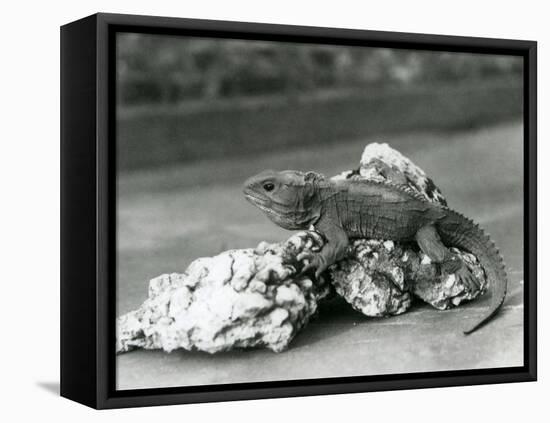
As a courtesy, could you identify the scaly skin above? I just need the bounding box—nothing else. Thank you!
[243,170,507,335]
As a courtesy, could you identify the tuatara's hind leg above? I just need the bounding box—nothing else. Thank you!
[415,224,480,292]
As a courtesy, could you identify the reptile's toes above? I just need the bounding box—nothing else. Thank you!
[457,266,479,293]
[441,257,462,274]
[298,261,315,276]
[314,264,328,279]
[467,269,480,291]
[296,251,313,262]
[470,273,481,290]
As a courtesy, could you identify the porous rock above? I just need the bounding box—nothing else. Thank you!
[329,240,486,316]
[329,240,413,316]
[117,232,331,354]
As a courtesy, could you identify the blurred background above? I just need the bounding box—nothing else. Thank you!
[116,33,522,171]
[116,33,524,390]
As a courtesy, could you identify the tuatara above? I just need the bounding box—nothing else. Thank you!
[243,170,507,334]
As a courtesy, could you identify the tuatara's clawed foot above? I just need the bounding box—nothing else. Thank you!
[440,255,462,274]
[455,263,480,293]
[296,251,328,278]
[438,256,480,293]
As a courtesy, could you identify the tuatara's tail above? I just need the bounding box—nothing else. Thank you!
[437,209,508,334]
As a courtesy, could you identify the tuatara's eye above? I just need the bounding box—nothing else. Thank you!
[263,182,275,192]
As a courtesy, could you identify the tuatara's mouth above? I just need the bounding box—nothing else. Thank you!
[244,192,262,204]
[244,190,308,230]
[245,193,270,209]
[244,193,282,217]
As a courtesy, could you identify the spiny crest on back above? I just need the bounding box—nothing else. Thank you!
[270,170,325,187]
[352,179,431,203]
[381,181,431,203]
[248,170,325,187]
[303,171,325,185]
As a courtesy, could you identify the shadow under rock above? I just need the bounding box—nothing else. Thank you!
[289,297,371,350]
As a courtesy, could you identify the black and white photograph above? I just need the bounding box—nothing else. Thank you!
[114,30,527,390]
[4,0,548,418]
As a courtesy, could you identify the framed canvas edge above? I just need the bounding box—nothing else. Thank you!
[60,12,537,409]
[97,370,535,409]
[60,14,99,409]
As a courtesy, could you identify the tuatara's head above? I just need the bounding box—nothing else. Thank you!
[243,170,324,230]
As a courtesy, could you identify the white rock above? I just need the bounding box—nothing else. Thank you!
[116,232,331,354]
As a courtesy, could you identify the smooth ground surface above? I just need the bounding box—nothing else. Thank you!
[116,121,524,390]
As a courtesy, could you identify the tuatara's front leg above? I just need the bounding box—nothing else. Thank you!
[415,224,480,292]
[297,219,349,278]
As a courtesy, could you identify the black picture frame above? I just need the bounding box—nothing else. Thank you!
[60,12,537,409]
